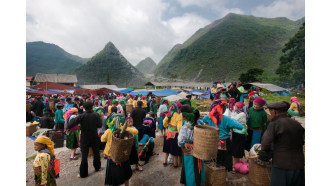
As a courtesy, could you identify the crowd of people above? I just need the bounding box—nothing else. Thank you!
[28,82,305,186]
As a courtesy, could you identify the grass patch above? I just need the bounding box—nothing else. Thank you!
[26,153,37,161]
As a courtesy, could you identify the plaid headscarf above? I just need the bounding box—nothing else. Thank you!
[208,99,227,126]
[167,102,182,118]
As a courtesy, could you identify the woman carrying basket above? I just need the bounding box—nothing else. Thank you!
[202,99,243,171]
[101,117,138,186]
[178,105,205,186]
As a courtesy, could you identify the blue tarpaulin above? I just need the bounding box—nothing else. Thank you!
[47,89,63,93]
[26,88,38,91]
[117,89,134,94]
[130,89,179,97]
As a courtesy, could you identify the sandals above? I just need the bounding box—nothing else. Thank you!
[173,165,179,168]
[163,162,168,166]
[136,165,143,171]
[70,156,79,160]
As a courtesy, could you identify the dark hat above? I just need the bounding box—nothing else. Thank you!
[266,101,290,111]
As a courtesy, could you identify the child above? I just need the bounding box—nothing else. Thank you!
[101,117,138,186]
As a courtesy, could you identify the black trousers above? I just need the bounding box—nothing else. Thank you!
[79,139,101,178]
[216,139,233,171]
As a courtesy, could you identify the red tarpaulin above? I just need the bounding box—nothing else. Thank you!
[30,82,90,95]
[88,88,121,95]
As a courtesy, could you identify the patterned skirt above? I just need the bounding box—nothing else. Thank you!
[66,129,79,149]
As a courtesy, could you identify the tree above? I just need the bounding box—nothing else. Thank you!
[276,22,305,87]
[239,68,264,83]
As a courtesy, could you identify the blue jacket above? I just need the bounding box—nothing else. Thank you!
[202,115,243,140]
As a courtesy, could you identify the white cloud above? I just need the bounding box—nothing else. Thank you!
[26,0,176,65]
[166,13,210,45]
[251,0,305,20]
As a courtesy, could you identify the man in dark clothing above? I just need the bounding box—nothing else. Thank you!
[73,97,84,114]
[131,101,146,140]
[68,101,102,178]
[261,101,305,186]
[31,97,44,117]
[226,83,241,102]
[39,111,55,129]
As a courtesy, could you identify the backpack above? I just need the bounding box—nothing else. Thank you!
[298,104,305,116]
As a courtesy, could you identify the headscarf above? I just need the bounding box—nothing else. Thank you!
[208,99,227,126]
[214,93,220,100]
[254,97,266,107]
[235,102,249,116]
[167,102,182,118]
[141,96,146,100]
[229,98,236,110]
[291,97,300,106]
[35,136,55,156]
[112,100,118,104]
[125,116,132,121]
[161,99,168,105]
[64,107,78,120]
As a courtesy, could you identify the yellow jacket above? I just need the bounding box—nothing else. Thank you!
[142,100,148,108]
[128,98,133,105]
[101,127,138,157]
[163,112,183,132]
[289,102,299,112]
[108,105,113,114]
[132,100,137,108]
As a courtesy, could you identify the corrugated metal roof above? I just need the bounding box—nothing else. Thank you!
[34,73,77,83]
[80,85,118,90]
[145,81,211,88]
[249,83,286,92]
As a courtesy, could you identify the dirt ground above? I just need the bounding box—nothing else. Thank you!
[26,117,305,186]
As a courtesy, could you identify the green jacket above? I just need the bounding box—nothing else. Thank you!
[247,107,267,130]
[179,99,191,106]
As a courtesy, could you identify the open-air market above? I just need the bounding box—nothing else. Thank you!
[23,1,307,185]
[26,80,305,186]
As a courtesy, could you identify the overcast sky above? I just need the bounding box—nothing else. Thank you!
[26,0,305,65]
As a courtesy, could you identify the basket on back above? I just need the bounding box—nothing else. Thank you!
[193,125,219,160]
[126,104,133,113]
[155,96,161,105]
[110,129,134,163]
[248,156,271,186]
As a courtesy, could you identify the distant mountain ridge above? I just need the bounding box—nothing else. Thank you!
[135,57,157,74]
[75,42,145,87]
[26,41,89,76]
[153,13,305,82]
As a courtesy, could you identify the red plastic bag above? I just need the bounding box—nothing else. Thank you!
[54,158,60,177]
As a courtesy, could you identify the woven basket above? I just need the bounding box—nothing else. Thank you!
[126,104,133,113]
[46,130,65,148]
[26,104,31,112]
[193,125,219,160]
[205,162,226,186]
[26,125,38,136]
[110,130,134,163]
[248,157,271,186]
[49,101,55,111]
